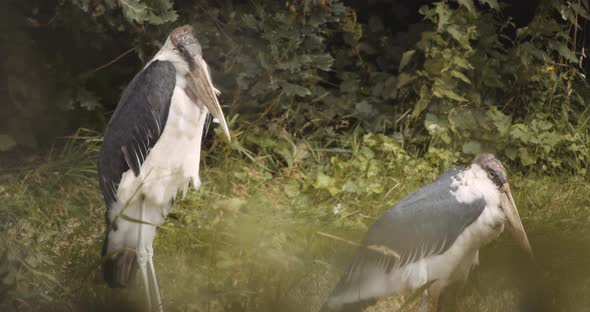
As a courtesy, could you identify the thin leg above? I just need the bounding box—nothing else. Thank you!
[137,198,152,311]
[147,245,164,312]
[420,289,429,312]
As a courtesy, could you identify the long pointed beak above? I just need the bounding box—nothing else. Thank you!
[185,55,231,141]
[500,183,533,258]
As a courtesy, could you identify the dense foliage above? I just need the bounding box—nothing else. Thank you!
[1,0,589,173]
[399,0,590,172]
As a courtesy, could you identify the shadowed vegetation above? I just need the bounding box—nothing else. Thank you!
[1,0,590,311]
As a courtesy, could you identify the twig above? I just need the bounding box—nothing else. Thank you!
[317,231,400,258]
[80,47,137,78]
[316,231,359,247]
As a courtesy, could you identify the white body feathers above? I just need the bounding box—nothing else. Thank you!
[106,41,211,255]
[327,164,507,307]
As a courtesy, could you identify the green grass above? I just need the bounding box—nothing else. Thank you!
[1,127,589,312]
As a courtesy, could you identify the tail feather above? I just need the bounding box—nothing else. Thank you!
[101,224,138,288]
[320,273,379,312]
[320,256,382,312]
[102,249,137,288]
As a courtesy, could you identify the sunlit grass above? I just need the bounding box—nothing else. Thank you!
[1,126,589,312]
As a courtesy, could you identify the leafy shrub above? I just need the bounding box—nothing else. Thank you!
[395,0,590,172]
[3,0,589,172]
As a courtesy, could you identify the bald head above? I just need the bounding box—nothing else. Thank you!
[169,25,203,70]
[473,153,507,187]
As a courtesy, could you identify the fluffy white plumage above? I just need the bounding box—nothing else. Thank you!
[106,40,210,255]
[422,164,505,297]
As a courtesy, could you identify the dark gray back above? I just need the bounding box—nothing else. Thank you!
[326,166,486,309]
[97,60,176,207]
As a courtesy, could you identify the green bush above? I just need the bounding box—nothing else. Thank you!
[396,0,590,173]
[2,0,588,174]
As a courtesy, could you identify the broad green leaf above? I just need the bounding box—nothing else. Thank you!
[449,109,478,129]
[425,113,451,144]
[396,73,417,89]
[518,147,537,166]
[532,119,553,131]
[561,7,578,26]
[314,172,334,189]
[505,147,518,160]
[556,43,577,63]
[366,160,381,178]
[314,172,339,195]
[541,132,561,151]
[435,3,452,32]
[433,87,468,102]
[462,141,482,155]
[367,183,384,194]
[519,42,547,62]
[487,107,512,135]
[452,56,474,70]
[431,34,449,46]
[363,133,378,147]
[399,50,416,72]
[571,3,590,20]
[342,180,359,193]
[451,70,472,84]
[311,54,334,71]
[510,124,531,143]
[424,59,445,76]
[119,0,177,25]
[412,85,431,119]
[280,82,311,97]
[447,25,472,49]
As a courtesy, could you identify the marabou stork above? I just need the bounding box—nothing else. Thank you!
[97,25,230,311]
[320,153,532,312]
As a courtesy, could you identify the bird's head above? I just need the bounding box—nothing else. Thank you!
[168,25,231,141]
[473,153,533,258]
[474,153,508,187]
[170,25,203,65]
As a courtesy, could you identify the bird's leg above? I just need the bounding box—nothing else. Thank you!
[420,289,429,312]
[147,244,164,312]
[137,197,152,311]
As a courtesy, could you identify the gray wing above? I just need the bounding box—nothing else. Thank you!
[328,166,485,302]
[97,60,176,206]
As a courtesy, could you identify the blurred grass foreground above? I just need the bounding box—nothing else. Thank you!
[2,0,590,311]
[1,128,590,312]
